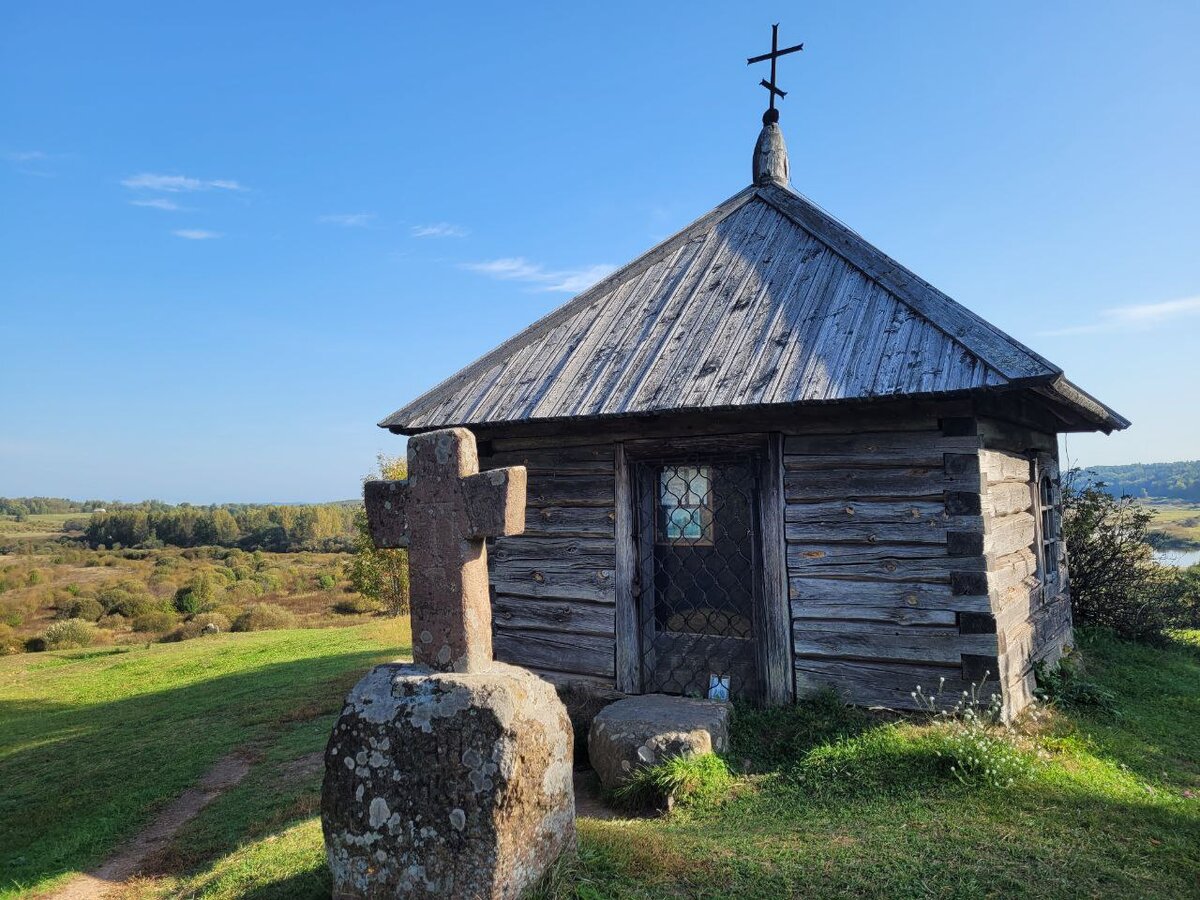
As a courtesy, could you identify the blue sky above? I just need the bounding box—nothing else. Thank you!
[2,1,1197,503]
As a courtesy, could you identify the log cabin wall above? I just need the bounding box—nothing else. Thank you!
[473,404,1062,718]
[976,419,1071,720]
[784,418,999,711]
[479,440,619,687]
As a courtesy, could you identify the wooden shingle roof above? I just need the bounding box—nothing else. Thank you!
[382,181,1127,435]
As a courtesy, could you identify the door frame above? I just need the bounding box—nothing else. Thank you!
[613,433,793,705]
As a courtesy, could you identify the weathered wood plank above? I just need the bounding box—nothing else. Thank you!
[784,468,980,501]
[785,521,947,544]
[758,433,794,705]
[493,628,614,678]
[490,536,615,567]
[787,556,959,582]
[788,576,990,611]
[790,601,958,626]
[794,658,990,710]
[983,482,1032,518]
[979,450,1031,485]
[784,499,946,525]
[788,542,952,565]
[490,560,615,604]
[984,512,1036,559]
[793,627,998,665]
[484,445,614,475]
[977,417,1056,453]
[613,443,639,694]
[492,594,615,637]
[526,474,614,508]
[522,505,615,538]
[784,431,981,457]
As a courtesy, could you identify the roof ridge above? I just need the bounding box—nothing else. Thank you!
[754,183,1061,383]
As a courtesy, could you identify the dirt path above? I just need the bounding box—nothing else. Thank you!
[47,751,254,900]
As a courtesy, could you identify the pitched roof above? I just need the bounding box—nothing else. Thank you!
[382,181,1127,434]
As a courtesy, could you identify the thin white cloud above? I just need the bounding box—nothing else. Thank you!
[1038,296,1200,336]
[319,213,376,228]
[4,150,48,162]
[132,197,182,211]
[172,229,222,240]
[122,173,246,192]
[463,257,615,293]
[411,222,468,238]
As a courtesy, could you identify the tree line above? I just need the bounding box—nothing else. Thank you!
[83,503,358,552]
[1084,460,1200,502]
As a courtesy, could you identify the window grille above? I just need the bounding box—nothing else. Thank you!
[632,451,761,702]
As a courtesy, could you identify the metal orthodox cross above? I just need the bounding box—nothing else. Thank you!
[747,23,804,120]
[364,428,526,674]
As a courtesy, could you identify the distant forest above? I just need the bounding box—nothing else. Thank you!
[1083,461,1200,502]
[0,496,358,552]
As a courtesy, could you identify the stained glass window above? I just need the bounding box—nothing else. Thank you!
[658,465,713,544]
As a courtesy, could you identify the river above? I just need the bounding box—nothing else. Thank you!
[1153,548,1200,568]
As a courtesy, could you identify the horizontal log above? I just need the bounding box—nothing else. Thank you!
[790,601,958,626]
[788,576,991,612]
[979,450,1031,485]
[522,505,615,538]
[984,512,1036,559]
[795,658,993,710]
[977,417,1056,454]
[783,431,981,457]
[785,499,946,525]
[787,557,957,583]
[493,628,614,678]
[793,627,998,666]
[526,473,614,508]
[788,543,971,569]
[484,445,614,475]
[785,520,947,545]
[984,481,1033,518]
[492,594,615,637]
[784,468,980,502]
[490,536,614,566]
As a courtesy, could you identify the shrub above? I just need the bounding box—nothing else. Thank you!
[97,582,162,618]
[132,611,179,633]
[174,571,223,614]
[0,623,22,655]
[58,597,103,622]
[98,613,128,630]
[42,619,101,650]
[167,612,232,642]
[613,753,733,810]
[232,602,297,632]
[1034,652,1118,712]
[0,595,38,627]
[317,572,337,590]
[332,595,381,615]
[1063,473,1187,642]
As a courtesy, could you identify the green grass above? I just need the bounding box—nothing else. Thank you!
[2,626,1197,899]
[0,512,88,539]
[0,620,409,898]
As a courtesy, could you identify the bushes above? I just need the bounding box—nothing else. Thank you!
[58,597,103,622]
[173,571,223,614]
[42,619,102,650]
[0,623,22,655]
[1062,474,1189,642]
[97,582,164,619]
[613,753,733,810]
[332,595,382,615]
[166,612,232,641]
[133,611,178,633]
[232,603,297,632]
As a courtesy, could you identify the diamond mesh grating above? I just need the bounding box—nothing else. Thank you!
[633,452,761,701]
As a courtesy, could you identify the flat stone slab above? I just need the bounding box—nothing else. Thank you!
[322,661,574,899]
[587,694,730,791]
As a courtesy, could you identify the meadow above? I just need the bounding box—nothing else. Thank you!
[1141,500,1200,549]
[1,623,1196,899]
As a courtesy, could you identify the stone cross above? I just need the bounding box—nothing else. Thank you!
[363,427,526,674]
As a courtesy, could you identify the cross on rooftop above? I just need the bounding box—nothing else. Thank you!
[363,427,527,674]
[747,23,804,122]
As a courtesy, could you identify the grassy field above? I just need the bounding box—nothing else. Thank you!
[1142,500,1200,549]
[0,512,90,542]
[2,625,1197,898]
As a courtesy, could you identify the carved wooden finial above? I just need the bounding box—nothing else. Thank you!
[747,23,802,186]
